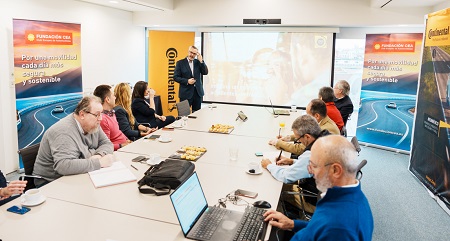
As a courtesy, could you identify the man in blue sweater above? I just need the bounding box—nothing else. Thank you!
[264,135,373,241]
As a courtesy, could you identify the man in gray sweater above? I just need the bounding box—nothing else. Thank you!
[33,96,114,186]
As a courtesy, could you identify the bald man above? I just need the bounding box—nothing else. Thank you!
[264,135,373,241]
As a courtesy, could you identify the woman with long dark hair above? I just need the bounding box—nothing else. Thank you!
[131,81,175,129]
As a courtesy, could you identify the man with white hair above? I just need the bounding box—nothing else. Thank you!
[33,96,114,186]
[263,135,373,241]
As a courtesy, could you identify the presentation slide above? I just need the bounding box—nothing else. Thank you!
[202,32,334,107]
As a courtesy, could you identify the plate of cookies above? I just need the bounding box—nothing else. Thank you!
[208,124,234,134]
[169,146,207,161]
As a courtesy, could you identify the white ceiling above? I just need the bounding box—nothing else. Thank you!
[78,0,447,13]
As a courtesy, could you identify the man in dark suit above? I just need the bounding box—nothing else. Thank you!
[174,46,209,112]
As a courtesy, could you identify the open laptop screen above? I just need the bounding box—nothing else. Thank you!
[170,172,208,235]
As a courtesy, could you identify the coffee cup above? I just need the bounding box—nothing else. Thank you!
[160,134,170,142]
[291,105,297,112]
[248,162,261,173]
[148,153,161,165]
[23,188,42,203]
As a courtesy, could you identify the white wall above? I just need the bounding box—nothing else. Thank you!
[134,0,428,27]
[0,0,146,173]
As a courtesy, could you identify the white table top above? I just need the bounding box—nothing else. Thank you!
[174,103,303,138]
[37,152,282,225]
[118,129,289,167]
[0,197,183,241]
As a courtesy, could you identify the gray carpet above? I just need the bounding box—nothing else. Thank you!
[358,145,450,240]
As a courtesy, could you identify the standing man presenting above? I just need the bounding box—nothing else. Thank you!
[174,46,208,112]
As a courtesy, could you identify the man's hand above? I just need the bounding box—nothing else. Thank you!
[268,139,278,146]
[261,158,272,169]
[99,154,115,168]
[188,78,196,85]
[121,140,132,147]
[0,180,27,199]
[276,156,293,165]
[197,53,203,62]
[263,210,295,230]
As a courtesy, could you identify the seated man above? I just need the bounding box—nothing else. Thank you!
[261,115,329,184]
[93,85,132,151]
[33,96,114,187]
[268,99,340,156]
[334,79,354,126]
[319,86,344,130]
[264,135,374,241]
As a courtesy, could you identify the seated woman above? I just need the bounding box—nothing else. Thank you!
[114,83,156,141]
[131,81,175,129]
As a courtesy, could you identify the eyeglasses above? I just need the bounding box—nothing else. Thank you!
[308,160,336,170]
[189,51,198,55]
[85,111,101,119]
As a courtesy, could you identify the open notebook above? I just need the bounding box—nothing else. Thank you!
[88,161,136,188]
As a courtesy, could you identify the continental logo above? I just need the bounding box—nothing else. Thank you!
[372,41,415,52]
[426,175,436,187]
[25,31,73,45]
[166,48,178,111]
[428,26,449,39]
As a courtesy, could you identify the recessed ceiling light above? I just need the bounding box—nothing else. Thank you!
[109,0,119,4]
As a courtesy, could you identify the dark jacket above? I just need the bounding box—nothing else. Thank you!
[113,106,141,141]
[334,95,354,125]
[173,58,208,100]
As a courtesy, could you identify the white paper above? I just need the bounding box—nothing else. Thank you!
[88,162,136,188]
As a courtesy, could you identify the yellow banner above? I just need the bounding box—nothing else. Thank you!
[425,8,450,47]
[148,31,195,115]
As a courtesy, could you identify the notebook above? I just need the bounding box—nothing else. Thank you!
[170,172,267,241]
[88,161,136,188]
[269,99,290,116]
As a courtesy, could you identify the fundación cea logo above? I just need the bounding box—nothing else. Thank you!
[27,33,35,42]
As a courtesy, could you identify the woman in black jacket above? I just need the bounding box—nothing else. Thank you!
[131,81,175,129]
[114,83,156,141]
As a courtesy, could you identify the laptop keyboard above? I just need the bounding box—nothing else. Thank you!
[190,207,227,240]
[233,206,268,241]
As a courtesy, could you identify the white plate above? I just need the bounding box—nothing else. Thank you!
[21,195,46,207]
[158,137,172,143]
[246,169,262,175]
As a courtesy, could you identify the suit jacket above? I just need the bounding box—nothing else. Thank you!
[334,95,354,125]
[131,98,157,127]
[113,106,142,141]
[173,58,208,100]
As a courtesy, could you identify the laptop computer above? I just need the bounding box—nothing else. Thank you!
[170,172,267,241]
[269,99,290,116]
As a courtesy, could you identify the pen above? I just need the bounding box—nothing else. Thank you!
[130,165,138,171]
[276,150,283,162]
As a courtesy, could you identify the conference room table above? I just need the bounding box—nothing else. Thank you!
[118,127,291,167]
[174,103,303,138]
[37,151,283,226]
[1,103,293,241]
[0,197,183,241]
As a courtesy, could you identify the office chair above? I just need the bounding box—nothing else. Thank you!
[356,159,367,180]
[175,100,191,117]
[18,143,41,191]
[281,177,319,221]
[351,136,361,154]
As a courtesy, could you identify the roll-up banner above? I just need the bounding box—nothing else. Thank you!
[410,8,450,213]
[356,33,423,152]
[148,30,195,115]
[13,19,82,152]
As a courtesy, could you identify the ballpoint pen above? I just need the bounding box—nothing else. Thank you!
[276,149,283,162]
[130,165,138,171]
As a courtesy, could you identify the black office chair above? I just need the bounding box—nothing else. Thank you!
[18,143,41,191]
[175,100,191,117]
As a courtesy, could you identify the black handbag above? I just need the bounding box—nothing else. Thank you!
[138,159,195,196]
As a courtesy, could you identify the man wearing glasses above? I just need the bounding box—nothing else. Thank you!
[174,45,209,112]
[263,135,373,241]
[33,96,114,187]
[261,114,330,184]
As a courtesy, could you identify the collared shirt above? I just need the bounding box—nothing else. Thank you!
[321,180,360,198]
[187,57,194,76]
[266,150,312,183]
